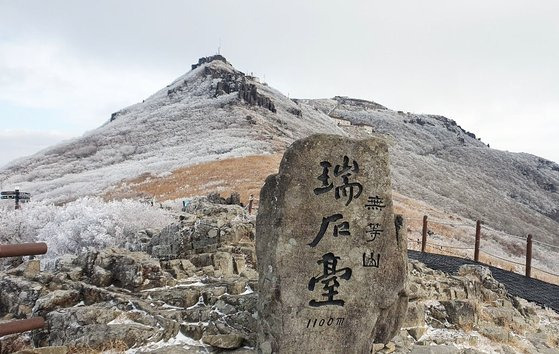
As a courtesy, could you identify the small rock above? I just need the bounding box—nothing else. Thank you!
[208,228,219,238]
[147,287,200,308]
[180,259,197,275]
[189,253,213,268]
[179,323,204,340]
[23,260,41,278]
[161,259,197,280]
[384,341,396,353]
[33,290,80,315]
[202,334,244,349]
[91,266,112,287]
[408,344,460,353]
[240,268,258,281]
[213,300,237,316]
[478,325,510,342]
[213,252,234,276]
[372,343,384,352]
[201,265,215,277]
[233,255,247,274]
[407,327,427,340]
[440,300,478,329]
[227,278,248,295]
[404,301,425,327]
[499,344,518,354]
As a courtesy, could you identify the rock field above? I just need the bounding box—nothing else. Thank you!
[1,197,558,353]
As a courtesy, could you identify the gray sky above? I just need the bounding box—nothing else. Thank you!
[1,0,558,167]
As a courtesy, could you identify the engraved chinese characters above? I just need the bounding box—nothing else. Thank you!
[308,252,352,307]
[308,155,360,307]
[257,134,408,354]
[313,156,363,206]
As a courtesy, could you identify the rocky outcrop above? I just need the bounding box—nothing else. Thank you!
[0,275,43,319]
[2,253,558,353]
[237,82,276,113]
[1,198,557,353]
[200,60,277,113]
[383,261,559,353]
[191,55,228,70]
[206,192,243,206]
[146,198,255,262]
[1,254,258,353]
[0,199,259,353]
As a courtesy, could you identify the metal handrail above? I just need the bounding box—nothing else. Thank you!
[0,242,48,337]
[0,242,47,258]
[0,318,45,337]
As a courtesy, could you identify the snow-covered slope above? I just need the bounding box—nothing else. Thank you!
[0,56,345,203]
[304,97,559,246]
[1,55,557,246]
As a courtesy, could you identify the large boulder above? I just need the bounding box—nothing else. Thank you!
[257,135,408,353]
[73,248,174,291]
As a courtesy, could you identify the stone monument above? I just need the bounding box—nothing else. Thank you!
[256,134,408,353]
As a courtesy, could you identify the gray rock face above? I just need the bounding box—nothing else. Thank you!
[201,334,244,349]
[191,54,228,70]
[256,134,408,354]
[147,200,255,261]
[1,249,557,353]
[73,248,174,291]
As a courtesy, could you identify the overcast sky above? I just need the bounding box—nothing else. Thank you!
[0,0,558,168]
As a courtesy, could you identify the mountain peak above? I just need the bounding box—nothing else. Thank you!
[191,54,229,70]
[1,56,557,252]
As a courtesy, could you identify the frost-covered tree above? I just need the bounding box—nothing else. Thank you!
[0,197,173,258]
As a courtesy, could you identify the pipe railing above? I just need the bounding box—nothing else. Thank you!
[0,242,47,258]
[0,242,47,337]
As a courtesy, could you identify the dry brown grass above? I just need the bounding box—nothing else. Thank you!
[104,154,283,205]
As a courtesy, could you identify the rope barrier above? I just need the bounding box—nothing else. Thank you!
[531,266,559,277]
[435,247,471,259]
[532,239,559,250]
[480,227,559,250]
[479,250,525,267]
[405,217,473,228]
[426,241,474,250]
[480,226,526,241]
[428,221,473,227]
[499,234,526,242]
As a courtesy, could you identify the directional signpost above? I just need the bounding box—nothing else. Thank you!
[1,189,31,209]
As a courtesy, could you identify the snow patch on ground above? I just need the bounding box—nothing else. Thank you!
[126,331,208,353]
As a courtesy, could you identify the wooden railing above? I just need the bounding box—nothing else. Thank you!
[410,215,559,283]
